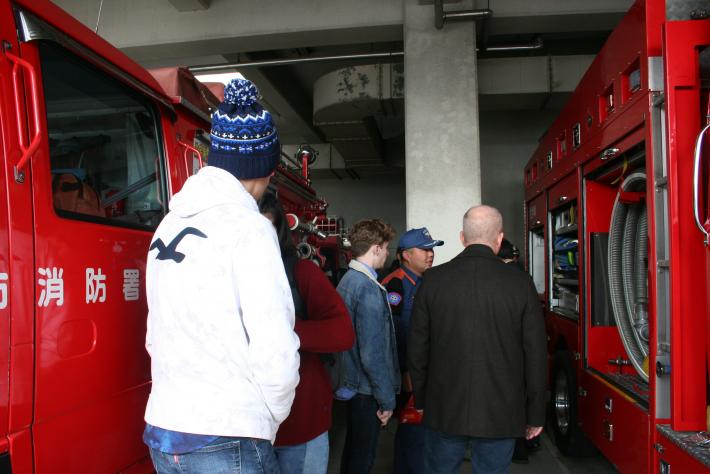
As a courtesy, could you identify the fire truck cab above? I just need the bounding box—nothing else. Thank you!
[0,1,345,472]
[524,1,710,472]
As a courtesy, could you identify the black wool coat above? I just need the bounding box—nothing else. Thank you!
[408,244,547,438]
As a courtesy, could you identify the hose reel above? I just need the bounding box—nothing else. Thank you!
[608,171,649,381]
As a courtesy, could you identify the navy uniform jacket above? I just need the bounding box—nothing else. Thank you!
[381,265,420,373]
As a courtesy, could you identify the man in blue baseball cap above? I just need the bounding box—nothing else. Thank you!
[381,227,443,474]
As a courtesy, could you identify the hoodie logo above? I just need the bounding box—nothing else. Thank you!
[149,227,207,263]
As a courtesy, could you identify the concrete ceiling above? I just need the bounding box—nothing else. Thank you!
[54,0,634,176]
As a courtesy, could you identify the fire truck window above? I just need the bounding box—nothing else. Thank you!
[193,129,210,174]
[550,203,579,319]
[528,229,545,294]
[556,133,567,159]
[39,41,166,229]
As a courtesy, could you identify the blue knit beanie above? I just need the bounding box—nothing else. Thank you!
[208,78,280,179]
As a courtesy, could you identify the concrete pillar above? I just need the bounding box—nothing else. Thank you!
[404,0,481,264]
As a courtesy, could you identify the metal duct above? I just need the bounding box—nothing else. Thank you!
[313,63,403,168]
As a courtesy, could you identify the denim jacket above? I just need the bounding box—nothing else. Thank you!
[336,260,401,410]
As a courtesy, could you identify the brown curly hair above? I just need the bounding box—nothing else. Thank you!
[349,219,396,258]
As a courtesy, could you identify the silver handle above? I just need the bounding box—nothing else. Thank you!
[693,122,710,246]
[600,147,620,160]
[608,356,631,366]
[603,420,614,441]
[558,196,568,203]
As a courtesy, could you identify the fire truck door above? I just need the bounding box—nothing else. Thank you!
[0,0,37,470]
[662,19,710,432]
[18,36,166,471]
[0,58,14,464]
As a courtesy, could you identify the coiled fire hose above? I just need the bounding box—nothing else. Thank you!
[608,171,649,381]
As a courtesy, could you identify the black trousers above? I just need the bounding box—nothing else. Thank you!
[340,394,381,474]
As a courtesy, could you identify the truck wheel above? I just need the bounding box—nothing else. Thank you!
[550,351,596,456]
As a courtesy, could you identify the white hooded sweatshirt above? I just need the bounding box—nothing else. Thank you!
[144,166,300,442]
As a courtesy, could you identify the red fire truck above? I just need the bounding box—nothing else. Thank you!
[0,1,345,472]
[524,0,709,472]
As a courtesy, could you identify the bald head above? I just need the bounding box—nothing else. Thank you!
[461,205,504,252]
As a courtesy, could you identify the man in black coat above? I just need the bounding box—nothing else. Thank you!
[408,205,546,474]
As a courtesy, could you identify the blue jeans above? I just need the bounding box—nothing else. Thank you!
[274,431,329,474]
[393,423,426,474]
[340,394,382,473]
[424,428,515,474]
[149,436,281,474]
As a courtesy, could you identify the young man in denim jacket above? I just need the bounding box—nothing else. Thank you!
[336,219,401,473]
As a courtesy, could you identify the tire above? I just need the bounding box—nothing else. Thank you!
[549,351,597,456]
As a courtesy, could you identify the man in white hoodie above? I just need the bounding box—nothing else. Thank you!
[143,78,300,473]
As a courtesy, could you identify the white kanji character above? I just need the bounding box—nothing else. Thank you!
[38,267,64,307]
[86,268,107,304]
[122,269,140,302]
[0,273,7,310]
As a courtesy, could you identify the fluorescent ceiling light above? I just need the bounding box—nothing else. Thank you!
[194,71,245,85]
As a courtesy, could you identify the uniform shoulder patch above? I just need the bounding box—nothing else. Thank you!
[388,292,403,306]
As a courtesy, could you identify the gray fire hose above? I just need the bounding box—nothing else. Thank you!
[297,242,314,259]
[608,171,649,381]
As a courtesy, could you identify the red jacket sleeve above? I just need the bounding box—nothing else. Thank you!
[293,260,355,353]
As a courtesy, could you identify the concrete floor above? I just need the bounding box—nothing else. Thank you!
[327,401,618,473]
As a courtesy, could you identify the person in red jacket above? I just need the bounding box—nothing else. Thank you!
[259,192,355,474]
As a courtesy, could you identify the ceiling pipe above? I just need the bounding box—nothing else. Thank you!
[435,0,492,29]
[444,9,493,23]
[190,51,404,73]
[484,37,544,52]
[189,38,542,75]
